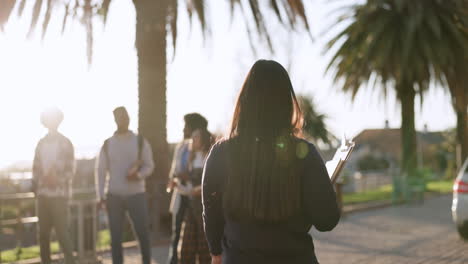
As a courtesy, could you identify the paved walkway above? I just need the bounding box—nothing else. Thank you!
[101,246,168,264]
[101,195,468,263]
[314,195,468,263]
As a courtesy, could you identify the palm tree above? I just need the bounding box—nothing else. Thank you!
[433,0,468,168]
[297,95,335,147]
[326,0,468,181]
[0,0,311,235]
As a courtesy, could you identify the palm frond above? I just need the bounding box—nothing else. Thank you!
[247,0,263,35]
[0,0,17,31]
[229,0,236,17]
[193,0,206,32]
[71,0,79,21]
[98,0,111,25]
[297,95,334,146]
[83,0,93,64]
[245,0,275,51]
[16,0,26,17]
[281,0,295,28]
[225,0,310,53]
[237,2,258,56]
[269,0,283,24]
[168,0,178,57]
[7,0,311,65]
[185,0,208,34]
[61,3,70,34]
[286,0,310,31]
[41,0,56,39]
[27,0,44,38]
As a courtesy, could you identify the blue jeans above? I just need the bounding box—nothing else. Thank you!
[107,193,151,264]
[167,195,188,264]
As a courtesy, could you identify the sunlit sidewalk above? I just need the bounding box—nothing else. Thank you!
[100,244,169,264]
[100,195,468,264]
[98,200,394,264]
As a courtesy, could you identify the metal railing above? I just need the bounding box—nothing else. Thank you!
[0,190,101,263]
[0,192,37,263]
[341,168,396,193]
[0,192,37,226]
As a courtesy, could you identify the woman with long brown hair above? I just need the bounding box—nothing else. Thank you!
[202,60,340,264]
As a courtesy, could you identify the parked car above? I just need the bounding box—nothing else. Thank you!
[452,158,468,240]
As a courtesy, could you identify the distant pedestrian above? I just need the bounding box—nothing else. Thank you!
[178,128,213,264]
[202,60,341,264]
[96,106,154,264]
[166,113,208,264]
[33,107,76,264]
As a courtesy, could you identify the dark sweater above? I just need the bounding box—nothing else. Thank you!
[202,138,340,264]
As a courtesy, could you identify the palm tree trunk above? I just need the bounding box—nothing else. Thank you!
[454,84,468,167]
[399,86,417,178]
[133,0,170,240]
[448,72,468,169]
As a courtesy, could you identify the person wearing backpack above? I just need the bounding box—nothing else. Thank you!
[96,106,155,264]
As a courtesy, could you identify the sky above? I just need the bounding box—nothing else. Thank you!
[0,0,456,169]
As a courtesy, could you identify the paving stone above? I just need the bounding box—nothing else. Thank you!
[101,195,468,263]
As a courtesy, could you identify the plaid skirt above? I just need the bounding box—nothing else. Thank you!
[179,199,211,264]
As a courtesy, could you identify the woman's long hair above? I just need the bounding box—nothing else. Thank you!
[224,59,304,223]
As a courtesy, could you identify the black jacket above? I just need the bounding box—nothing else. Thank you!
[202,138,340,264]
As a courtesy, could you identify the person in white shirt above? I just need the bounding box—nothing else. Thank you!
[33,107,76,264]
[96,106,154,264]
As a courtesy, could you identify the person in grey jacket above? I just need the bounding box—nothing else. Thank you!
[96,106,154,264]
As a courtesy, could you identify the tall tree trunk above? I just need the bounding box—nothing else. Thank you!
[447,71,468,170]
[134,0,170,241]
[399,86,418,178]
[454,83,468,167]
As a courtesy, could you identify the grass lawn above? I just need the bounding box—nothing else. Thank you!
[343,184,393,205]
[0,230,110,263]
[97,229,111,250]
[426,179,454,194]
[342,179,454,205]
[1,243,60,263]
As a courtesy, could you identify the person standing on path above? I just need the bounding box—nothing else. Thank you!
[33,107,76,264]
[96,106,155,264]
[202,60,341,264]
[178,128,213,264]
[166,113,209,264]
